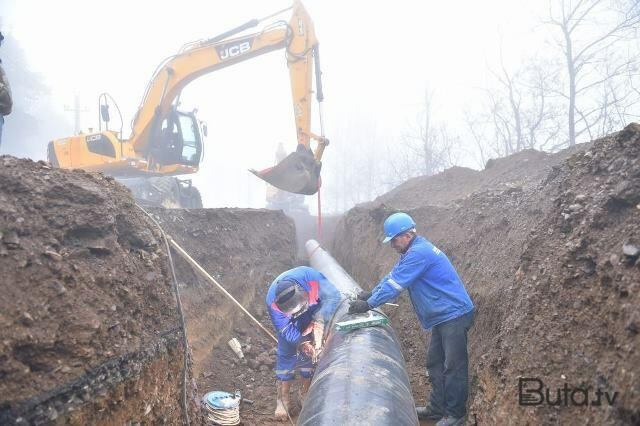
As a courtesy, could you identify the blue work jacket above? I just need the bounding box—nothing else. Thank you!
[266,266,341,346]
[367,236,474,330]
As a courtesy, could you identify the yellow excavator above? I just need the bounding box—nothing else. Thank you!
[47,1,328,208]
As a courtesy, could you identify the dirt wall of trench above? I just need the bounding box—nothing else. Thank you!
[0,156,199,424]
[0,154,320,425]
[150,208,298,425]
[331,124,640,425]
[4,122,638,425]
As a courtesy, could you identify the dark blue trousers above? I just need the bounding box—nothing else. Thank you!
[427,310,474,418]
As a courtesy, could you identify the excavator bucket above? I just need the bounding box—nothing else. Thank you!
[250,145,321,195]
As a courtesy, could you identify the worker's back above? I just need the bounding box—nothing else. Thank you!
[401,236,474,330]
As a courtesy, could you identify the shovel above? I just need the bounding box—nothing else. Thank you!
[250,144,321,195]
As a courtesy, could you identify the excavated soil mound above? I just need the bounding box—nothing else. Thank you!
[0,156,199,424]
[332,124,639,425]
[150,208,298,425]
[373,148,583,210]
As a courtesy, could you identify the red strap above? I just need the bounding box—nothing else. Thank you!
[308,281,319,304]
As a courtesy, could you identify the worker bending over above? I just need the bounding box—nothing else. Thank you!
[349,212,474,426]
[266,266,341,419]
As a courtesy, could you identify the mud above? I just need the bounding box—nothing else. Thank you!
[3,121,638,426]
[0,154,323,425]
[150,208,300,425]
[0,156,199,424]
[331,124,640,425]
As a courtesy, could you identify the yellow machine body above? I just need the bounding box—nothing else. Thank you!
[48,0,327,200]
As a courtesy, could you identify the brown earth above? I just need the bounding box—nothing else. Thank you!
[331,124,640,425]
[149,207,301,425]
[0,157,301,425]
[0,156,200,424]
[3,122,638,426]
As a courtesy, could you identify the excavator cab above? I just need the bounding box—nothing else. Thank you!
[48,1,328,206]
[154,109,203,167]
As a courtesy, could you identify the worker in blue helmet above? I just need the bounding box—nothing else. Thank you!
[266,266,341,419]
[348,212,474,426]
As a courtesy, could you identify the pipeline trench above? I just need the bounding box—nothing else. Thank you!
[2,124,640,425]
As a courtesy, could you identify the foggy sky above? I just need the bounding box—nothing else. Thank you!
[1,0,547,210]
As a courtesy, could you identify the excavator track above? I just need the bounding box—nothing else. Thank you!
[119,176,203,209]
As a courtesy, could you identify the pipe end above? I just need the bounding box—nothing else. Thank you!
[305,239,321,258]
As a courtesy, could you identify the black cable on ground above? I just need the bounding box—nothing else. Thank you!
[136,204,190,426]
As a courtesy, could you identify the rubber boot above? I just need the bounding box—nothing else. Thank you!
[274,380,291,420]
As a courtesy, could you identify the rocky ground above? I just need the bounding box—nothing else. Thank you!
[331,124,640,425]
[0,157,303,425]
[149,208,302,425]
[2,123,637,426]
[0,157,200,424]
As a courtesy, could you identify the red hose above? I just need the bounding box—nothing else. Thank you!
[316,179,323,243]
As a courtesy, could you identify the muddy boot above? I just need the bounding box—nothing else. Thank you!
[274,380,291,420]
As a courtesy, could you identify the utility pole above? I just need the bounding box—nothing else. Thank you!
[64,93,90,135]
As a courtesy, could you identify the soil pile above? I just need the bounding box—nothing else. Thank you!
[0,157,198,424]
[331,124,639,425]
[150,208,298,425]
[373,148,583,210]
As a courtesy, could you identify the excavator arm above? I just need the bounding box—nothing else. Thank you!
[47,0,326,201]
[131,0,326,194]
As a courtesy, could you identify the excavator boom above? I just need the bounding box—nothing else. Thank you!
[47,0,327,205]
[130,0,326,194]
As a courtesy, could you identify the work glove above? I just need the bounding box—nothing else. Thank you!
[299,341,316,359]
[348,299,371,314]
[313,320,325,349]
[357,290,372,301]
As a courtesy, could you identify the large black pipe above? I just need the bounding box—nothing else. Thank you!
[298,240,418,426]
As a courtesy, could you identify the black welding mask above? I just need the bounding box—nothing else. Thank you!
[275,281,309,318]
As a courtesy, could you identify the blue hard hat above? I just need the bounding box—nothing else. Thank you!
[382,212,416,243]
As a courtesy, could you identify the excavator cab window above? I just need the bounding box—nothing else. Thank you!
[157,118,181,165]
[156,111,202,166]
[177,112,201,165]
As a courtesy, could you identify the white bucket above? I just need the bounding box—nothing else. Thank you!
[227,338,244,359]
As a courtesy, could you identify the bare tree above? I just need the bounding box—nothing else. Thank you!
[463,109,491,168]
[491,42,526,154]
[520,61,564,151]
[465,54,563,161]
[386,89,456,186]
[547,0,640,145]
[322,113,392,213]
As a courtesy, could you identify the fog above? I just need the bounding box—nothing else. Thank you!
[1,0,638,212]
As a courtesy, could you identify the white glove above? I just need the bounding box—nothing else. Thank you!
[312,320,325,363]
